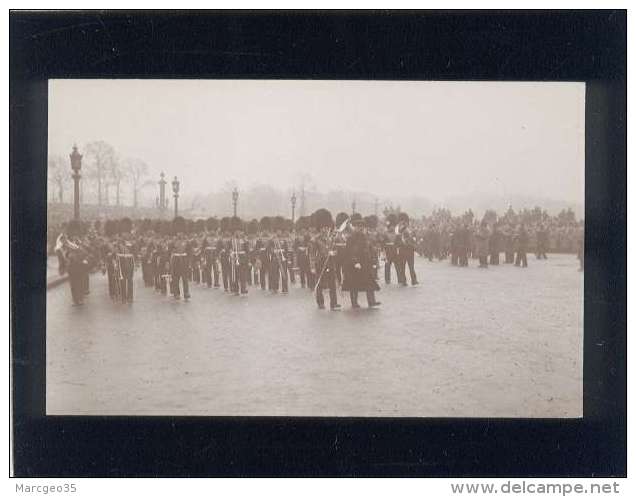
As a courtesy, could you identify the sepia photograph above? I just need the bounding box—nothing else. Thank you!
[45,79,585,418]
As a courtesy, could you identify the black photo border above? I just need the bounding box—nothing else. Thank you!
[10,10,627,477]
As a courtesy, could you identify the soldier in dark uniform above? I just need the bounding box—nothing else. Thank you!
[170,239,191,299]
[266,238,281,293]
[475,223,490,268]
[103,243,118,299]
[116,243,135,303]
[397,222,419,285]
[370,233,382,281]
[67,249,86,306]
[141,242,155,287]
[341,220,381,309]
[237,238,250,295]
[536,224,549,260]
[455,223,469,267]
[450,224,459,266]
[228,238,240,295]
[202,239,220,288]
[314,232,341,310]
[503,224,515,263]
[294,233,312,289]
[278,238,290,294]
[333,232,347,285]
[489,224,501,265]
[219,238,231,292]
[255,237,268,290]
[427,224,441,261]
[188,241,201,284]
[157,244,171,295]
[382,226,401,284]
[285,239,296,285]
[514,224,529,268]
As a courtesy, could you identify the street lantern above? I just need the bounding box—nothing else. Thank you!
[172,176,180,218]
[158,172,167,216]
[291,191,297,224]
[232,187,239,218]
[69,144,82,221]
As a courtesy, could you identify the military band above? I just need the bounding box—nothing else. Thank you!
[53,211,584,309]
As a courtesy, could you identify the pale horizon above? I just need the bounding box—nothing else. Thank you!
[48,79,585,209]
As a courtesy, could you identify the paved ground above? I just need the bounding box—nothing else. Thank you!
[46,254,583,417]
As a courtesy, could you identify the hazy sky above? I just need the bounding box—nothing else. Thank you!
[49,79,584,204]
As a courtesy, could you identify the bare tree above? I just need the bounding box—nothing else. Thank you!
[109,155,127,206]
[294,172,315,217]
[84,141,116,206]
[125,158,150,208]
[47,155,67,203]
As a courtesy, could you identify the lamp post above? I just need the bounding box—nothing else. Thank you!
[352,198,357,216]
[172,176,180,218]
[232,187,239,218]
[158,172,167,217]
[69,144,82,221]
[291,191,297,224]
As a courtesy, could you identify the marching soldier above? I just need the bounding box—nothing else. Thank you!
[278,238,290,294]
[382,225,401,284]
[294,233,312,289]
[188,241,202,284]
[237,237,250,295]
[141,242,155,287]
[266,238,280,293]
[202,239,220,288]
[255,237,268,290]
[397,221,419,285]
[536,224,549,260]
[313,232,341,310]
[170,239,191,300]
[218,238,231,292]
[489,224,501,265]
[157,244,171,295]
[228,238,240,295]
[457,223,470,267]
[503,224,515,263]
[67,249,87,306]
[341,219,381,309]
[475,222,490,268]
[116,242,135,303]
[514,224,529,268]
[103,243,118,299]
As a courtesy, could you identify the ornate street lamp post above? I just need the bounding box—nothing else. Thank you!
[69,144,82,221]
[291,191,297,224]
[232,187,239,218]
[172,176,180,218]
[158,172,167,217]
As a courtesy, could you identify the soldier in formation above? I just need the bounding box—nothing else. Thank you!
[52,206,584,309]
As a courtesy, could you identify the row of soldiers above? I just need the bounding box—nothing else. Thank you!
[108,219,390,309]
[58,217,582,308]
[413,221,584,269]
